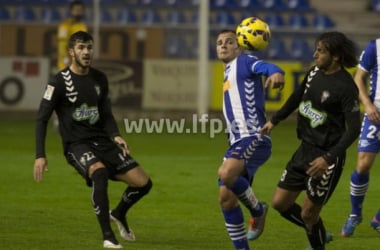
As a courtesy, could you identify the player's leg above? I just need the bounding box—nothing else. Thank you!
[342,116,380,236]
[89,162,122,248]
[304,154,344,249]
[272,144,305,228]
[242,137,272,240]
[272,187,302,225]
[370,209,380,233]
[219,182,250,250]
[218,157,265,220]
[302,197,325,250]
[341,152,375,236]
[66,146,121,248]
[110,153,152,241]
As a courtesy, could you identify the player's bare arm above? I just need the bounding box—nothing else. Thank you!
[355,68,380,124]
[33,157,48,182]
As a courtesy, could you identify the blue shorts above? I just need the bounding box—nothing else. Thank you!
[224,135,272,183]
[358,115,380,153]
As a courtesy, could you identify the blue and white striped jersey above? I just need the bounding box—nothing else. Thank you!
[358,39,380,110]
[222,53,283,145]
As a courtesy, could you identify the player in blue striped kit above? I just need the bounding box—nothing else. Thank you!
[341,39,380,237]
[215,29,284,250]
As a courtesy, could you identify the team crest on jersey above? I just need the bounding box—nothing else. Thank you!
[223,80,230,92]
[299,101,327,128]
[94,85,101,96]
[321,91,330,103]
[72,103,99,124]
[43,85,55,101]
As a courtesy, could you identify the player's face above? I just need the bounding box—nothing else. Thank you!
[71,40,93,69]
[71,4,84,21]
[313,41,339,73]
[216,32,241,63]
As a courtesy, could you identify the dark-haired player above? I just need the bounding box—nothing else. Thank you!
[261,31,361,250]
[34,31,152,249]
[216,29,285,250]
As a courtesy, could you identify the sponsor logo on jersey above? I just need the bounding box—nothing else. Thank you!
[223,80,231,92]
[72,103,99,124]
[299,100,327,128]
[321,90,330,103]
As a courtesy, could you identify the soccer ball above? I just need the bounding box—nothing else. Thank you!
[236,17,271,51]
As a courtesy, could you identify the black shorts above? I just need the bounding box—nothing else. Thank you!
[278,142,345,205]
[65,137,139,186]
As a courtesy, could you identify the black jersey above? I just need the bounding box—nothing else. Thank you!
[271,66,361,164]
[35,67,120,158]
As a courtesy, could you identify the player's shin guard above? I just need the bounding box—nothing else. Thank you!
[350,170,369,216]
[230,176,261,217]
[305,218,326,250]
[222,206,250,250]
[113,179,152,217]
[280,203,305,228]
[91,168,114,240]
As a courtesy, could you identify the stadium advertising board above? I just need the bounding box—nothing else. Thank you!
[0,57,49,110]
[143,60,200,110]
[93,60,143,109]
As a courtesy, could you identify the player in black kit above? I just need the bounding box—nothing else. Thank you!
[260,31,361,250]
[33,31,152,249]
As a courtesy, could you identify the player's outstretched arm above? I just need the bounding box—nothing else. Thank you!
[34,157,48,182]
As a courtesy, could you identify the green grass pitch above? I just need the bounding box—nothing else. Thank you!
[0,118,379,250]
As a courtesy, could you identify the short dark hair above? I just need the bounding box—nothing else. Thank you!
[68,31,93,48]
[217,29,236,37]
[69,0,84,10]
[316,31,358,68]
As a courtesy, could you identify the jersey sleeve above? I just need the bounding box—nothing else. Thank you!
[270,68,312,125]
[250,59,285,76]
[98,74,120,138]
[358,40,376,72]
[35,77,62,158]
[323,79,361,164]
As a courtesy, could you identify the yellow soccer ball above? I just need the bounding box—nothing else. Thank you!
[236,17,271,51]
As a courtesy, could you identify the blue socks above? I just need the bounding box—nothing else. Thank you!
[350,170,369,216]
[222,206,250,250]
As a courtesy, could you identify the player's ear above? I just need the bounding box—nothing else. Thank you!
[68,48,74,57]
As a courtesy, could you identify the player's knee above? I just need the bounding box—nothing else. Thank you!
[139,178,152,196]
[271,199,285,212]
[88,162,106,179]
[218,168,234,186]
[301,208,319,224]
[91,167,109,188]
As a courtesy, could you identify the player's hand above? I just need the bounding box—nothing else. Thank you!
[114,136,130,156]
[306,156,329,178]
[260,121,274,138]
[265,72,285,90]
[365,104,380,124]
[34,157,48,182]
